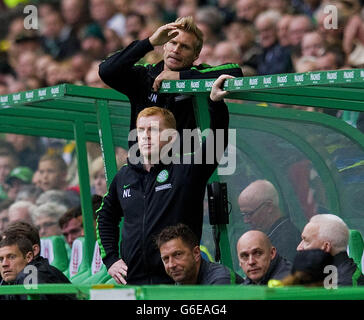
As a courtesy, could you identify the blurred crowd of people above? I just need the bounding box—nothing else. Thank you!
[0,133,127,240]
[0,0,364,123]
[1,0,364,93]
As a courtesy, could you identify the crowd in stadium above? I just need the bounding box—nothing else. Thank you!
[1,0,364,299]
[1,0,364,124]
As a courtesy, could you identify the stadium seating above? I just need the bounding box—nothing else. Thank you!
[40,235,69,272]
[68,237,93,284]
[347,229,364,272]
[82,241,111,284]
[67,237,112,284]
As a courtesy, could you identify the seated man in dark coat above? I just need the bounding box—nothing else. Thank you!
[238,179,301,263]
[297,214,364,286]
[156,224,243,285]
[236,230,292,285]
[0,221,76,300]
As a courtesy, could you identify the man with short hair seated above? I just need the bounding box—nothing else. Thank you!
[297,214,364,286]
[236,230,292,285]
[0,222,76,300]
[156,223,243,285]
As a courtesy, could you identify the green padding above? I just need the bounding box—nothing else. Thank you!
[83,265,111,284]
[105,277,118,285]
[348,230,364,272]
[40,235,69,272]
[69,237,94,283]
[2,283,364,300]
[63,268,70,280]
[71,269,91,284]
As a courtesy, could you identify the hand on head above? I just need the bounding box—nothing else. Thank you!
[149,22,183,47]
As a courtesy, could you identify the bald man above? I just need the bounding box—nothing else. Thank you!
[237,230,292,285]
[238,180,301,262]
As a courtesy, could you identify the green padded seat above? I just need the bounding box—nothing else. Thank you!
[347,229,364,272]
[69,237,93,284]
[40,235,69,272]
[82,241,111,284]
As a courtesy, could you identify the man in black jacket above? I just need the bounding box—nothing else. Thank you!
[98,16,243,148]
[236,230,292,285]
[96,74,232,285]
[0,221,76,300]
[297,214,364,286]
[156,224,243,285]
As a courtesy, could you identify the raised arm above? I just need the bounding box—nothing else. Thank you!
[180,63,243,80]
[99,21,184,93]
[98,38,153,95]
[152,63,243,91]
[191,75,232,178]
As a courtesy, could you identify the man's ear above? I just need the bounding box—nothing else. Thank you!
[193,246,201,262]
[160,128,178,145]
[32,244,40,257]
[169,129,178,144]
[322,241,332,253]
[265,199,274,213]
[193,52,200,63]
[270,246,277,260]
[25,251,34,263]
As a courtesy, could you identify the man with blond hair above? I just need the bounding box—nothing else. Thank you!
[97,75,232,285]
[99,16,242,148]
[297,214,364,286]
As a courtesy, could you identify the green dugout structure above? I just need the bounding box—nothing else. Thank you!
[1,69,364,299]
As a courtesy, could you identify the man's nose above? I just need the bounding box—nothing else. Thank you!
[167,257,176,269]
[1,257,9,267]
[297,241,304,251]
[172,44,181,53]
[39,227,46,237]
[140,130,150,140]
[248,255,256,265]
[66,233,73,246]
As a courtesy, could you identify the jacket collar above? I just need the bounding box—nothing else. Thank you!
[245,254,281,285]
[332,251,349,266]
[196,258,208,284]
[148,60,195,79]
[127,153,178,173]
[149,61,165,79]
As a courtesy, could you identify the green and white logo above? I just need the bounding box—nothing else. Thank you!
[156,170,169,183]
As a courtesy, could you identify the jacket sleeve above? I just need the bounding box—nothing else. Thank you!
[96,176,123,270]
[98,38,154,96]
[180,63,243,80]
